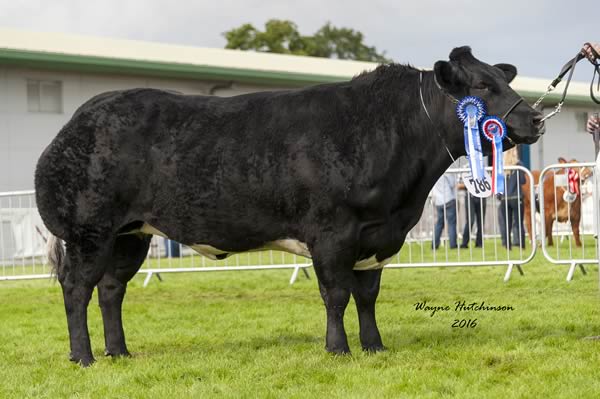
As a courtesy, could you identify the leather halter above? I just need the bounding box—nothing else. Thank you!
[432,71,524,121]
[419,71,520,153]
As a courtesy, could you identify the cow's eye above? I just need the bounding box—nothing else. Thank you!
[472,83,489,91]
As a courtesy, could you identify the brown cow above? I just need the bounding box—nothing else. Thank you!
[523,158,593,247]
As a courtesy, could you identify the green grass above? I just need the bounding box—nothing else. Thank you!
[2,251,600,398]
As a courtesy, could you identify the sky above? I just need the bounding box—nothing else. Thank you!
[0,0,598,80]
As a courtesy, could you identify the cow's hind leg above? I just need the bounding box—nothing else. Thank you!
[352,269,385,352]
[59,240,112,367]
[98,234,151,358]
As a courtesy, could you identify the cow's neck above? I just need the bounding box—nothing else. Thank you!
[417,70,466,161]
[392,70,465,195]
[383,70,466,229]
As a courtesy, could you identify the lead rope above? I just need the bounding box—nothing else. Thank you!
[419,71,457,164]
[534,43,600,121]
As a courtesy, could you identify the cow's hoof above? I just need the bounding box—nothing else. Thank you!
[69,353,96,367]
[326,346,351,356]
[104,349,131,358]
[362,344,387,353]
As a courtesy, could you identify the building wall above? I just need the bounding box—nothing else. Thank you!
[0,65,286,191]
[1,64,597,191]
[529,105,598,170]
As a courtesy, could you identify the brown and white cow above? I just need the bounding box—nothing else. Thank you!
[523,158,593,247]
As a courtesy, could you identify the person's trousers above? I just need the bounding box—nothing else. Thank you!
[433,200,457,249]
[498,198,525,249]
[461,195,487,247]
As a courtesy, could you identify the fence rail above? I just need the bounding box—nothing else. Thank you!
[386,166,536,282]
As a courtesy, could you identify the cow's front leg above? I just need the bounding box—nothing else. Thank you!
[317,279,352,354]
[546,215,555,246]
[312,243,357,355]
[572,220,582,247]
[352,269,385,352]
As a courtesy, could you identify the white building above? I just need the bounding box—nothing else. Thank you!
[0,28,598,192]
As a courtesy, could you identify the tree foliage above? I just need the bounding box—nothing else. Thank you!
[223,19,391,63]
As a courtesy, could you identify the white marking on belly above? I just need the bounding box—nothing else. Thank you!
[137,223,392,269]
[265,239,311,258]
[353,255,393,271]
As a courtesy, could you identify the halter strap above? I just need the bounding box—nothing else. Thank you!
[419,72,457,164]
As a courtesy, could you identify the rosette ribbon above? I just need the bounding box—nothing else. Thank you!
[563,168,580,203]
[456,96,486,180]
[481,116,507,194]
[567,168,580,195]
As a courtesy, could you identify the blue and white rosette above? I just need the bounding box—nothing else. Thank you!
[456,96,486,180]
[481,116,507,194]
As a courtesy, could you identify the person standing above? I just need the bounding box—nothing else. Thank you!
[498,148,527,249]
[460,191,487,248]
[432,173,458,250]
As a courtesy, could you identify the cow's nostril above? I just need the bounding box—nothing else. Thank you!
[532,112,545,133]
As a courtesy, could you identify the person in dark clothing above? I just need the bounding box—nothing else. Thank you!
[460,192,487,248]
[498,148,526,249]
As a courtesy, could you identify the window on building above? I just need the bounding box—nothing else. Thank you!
[575,111,589,133]
[27,80,63,113]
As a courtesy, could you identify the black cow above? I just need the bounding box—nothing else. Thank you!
[35,47,543,366]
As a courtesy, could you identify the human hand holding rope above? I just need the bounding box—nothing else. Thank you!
[588,113,600,134]
[581,43,600,64]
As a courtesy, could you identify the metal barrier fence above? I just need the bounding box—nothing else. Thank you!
[140,239,311,286]
[386,166,536,282]
[0,190,52,280]
[1,162,597,284]
[538,162,598,281]
[0,190,311,284]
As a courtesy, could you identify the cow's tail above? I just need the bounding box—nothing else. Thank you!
[46,234,65,278]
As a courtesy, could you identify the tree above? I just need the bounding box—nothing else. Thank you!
[223,19,391,63]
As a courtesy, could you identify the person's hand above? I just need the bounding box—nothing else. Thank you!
[581,43,600,63]
[588,114,600,134]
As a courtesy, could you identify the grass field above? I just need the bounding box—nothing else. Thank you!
[2,248,600,398]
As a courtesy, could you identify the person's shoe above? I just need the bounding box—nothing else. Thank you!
[460,244,468,249]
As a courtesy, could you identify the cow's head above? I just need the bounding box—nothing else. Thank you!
[434,46,544,147]
[558,157,594,181]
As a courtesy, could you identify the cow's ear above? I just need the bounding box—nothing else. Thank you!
[434,61,467,91]
[494,63,517,83]
[558,157,567,163]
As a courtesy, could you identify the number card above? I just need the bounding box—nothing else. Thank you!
[463,172,492,198]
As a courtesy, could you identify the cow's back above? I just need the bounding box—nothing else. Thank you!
[35,88,269,242]
[34,86,366,247]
